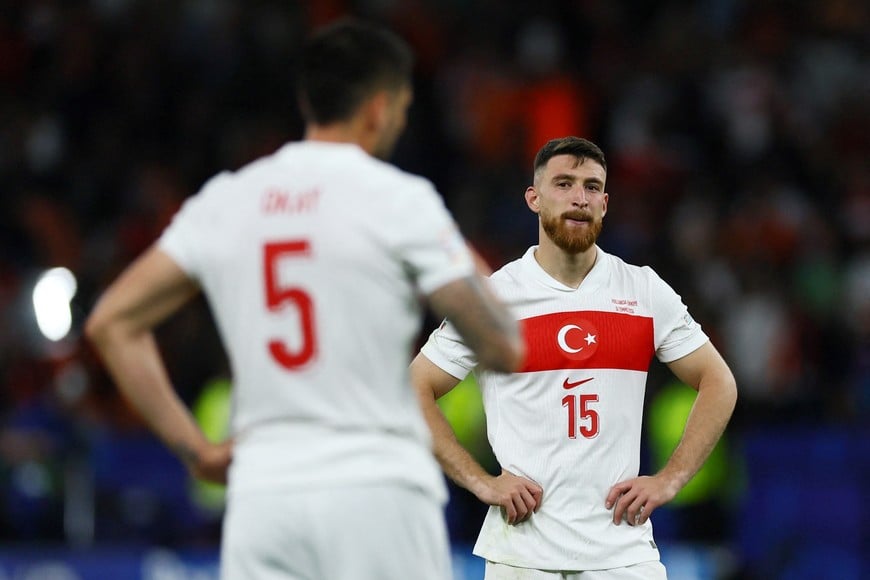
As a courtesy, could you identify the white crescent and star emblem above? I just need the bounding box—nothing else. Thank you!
[557,324,585,353]
[557,324,597,353]
[555,319,600,361]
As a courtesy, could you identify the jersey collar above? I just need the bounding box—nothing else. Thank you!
[522,245,608,293]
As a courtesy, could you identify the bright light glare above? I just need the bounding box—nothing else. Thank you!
[33,267,78,341]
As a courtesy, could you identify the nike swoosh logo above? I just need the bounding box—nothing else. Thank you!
[563,377,594,389]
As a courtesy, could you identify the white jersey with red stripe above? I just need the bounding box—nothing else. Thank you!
[421,245,708,571]
[159,141,475,504]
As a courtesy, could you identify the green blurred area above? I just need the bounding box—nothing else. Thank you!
[191,377,232,512]
[436,374,497,473]
[647,381,735,505]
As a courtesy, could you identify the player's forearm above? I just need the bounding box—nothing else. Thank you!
[88,326,209,464]
[421,393,492,496]
[658,371,737,490]
[428,276,524,373]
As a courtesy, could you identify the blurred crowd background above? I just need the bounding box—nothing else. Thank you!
[0,0,867,578]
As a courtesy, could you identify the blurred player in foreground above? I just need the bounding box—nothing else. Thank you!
[86,19,523,580]
[412,137,737,579]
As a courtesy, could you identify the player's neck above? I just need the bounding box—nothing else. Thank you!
[305,122,379,156]
[533,239,598,289]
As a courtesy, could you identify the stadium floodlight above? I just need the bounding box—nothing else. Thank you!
[32,267,78,342]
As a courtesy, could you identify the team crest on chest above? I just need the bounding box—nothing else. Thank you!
[554,316,600,361]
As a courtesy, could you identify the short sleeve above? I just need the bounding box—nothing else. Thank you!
[158,173,228,280]
[388,179,476,295]
[419,319,478,380]
[647,267,709,363]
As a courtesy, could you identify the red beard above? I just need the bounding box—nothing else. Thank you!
[541,209,602,254]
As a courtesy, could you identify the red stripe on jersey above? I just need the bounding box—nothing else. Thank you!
[519,311,654,373]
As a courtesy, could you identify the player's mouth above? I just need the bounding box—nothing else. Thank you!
[563,211,593,226]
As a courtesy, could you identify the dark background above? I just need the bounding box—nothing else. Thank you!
[0,1,867,578]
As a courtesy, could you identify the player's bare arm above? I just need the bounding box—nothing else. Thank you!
[426,275,524,373]
[606,341,737,526]
[85,245,232,484]
[411,354,543,524]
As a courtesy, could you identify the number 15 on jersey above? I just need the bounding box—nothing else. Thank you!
[562,393,600,439]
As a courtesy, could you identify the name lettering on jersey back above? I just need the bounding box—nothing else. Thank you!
[520,311,653,373]
[262,188,321,215]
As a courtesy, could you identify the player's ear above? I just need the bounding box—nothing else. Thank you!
[602,192,609,217]
[525,186,540,214]
[363,90,390,132]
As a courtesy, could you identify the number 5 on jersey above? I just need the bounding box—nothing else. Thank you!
[264,241,317,370]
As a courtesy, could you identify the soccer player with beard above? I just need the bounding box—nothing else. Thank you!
[411,136,737,579]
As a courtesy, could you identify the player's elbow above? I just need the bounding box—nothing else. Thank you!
[723,370,738,411]
[83,304,121,351]
[707,365,738,416]
[83,310,109,348]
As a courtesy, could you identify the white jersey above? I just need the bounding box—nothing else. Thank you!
[421,246,708,571]
[159,141,475,503]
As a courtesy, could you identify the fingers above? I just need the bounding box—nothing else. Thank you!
[625,497,646,526]
[518,480,544,520]
[192,441,233,484]
[510,495,527,524]
[605,481,630,510]
[504,487,534,524]
[610,492,625,525]
[606,482,630,525]
[516,487,537,523]
[504,500,518,525]
[607,486,653,526]
[530,484,544,512]
[497,476,544,525]
[610,493,645,526]
[634,503,649,526]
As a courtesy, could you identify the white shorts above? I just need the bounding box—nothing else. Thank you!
[484,560,667,580]
[221,483,452,580]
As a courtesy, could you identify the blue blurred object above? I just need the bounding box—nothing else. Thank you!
[0,546,219,579]
[0,399,71,541]
[736,428,869,579]
[89,428,202,544]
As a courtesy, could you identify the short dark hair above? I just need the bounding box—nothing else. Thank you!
[533,137,607,181]
[297,19,414,124]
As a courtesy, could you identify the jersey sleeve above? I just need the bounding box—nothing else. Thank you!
[646,267,709,363]
[157,173,228,280]
[387,179,476,295]
[419,320,478,380]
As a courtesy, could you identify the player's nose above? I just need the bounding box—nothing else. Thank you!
[572,188,590,207]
